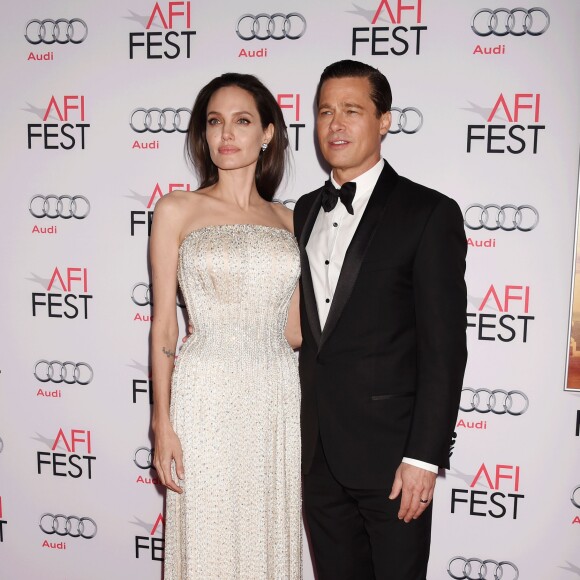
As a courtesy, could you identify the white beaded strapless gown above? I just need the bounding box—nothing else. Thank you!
[164,224,302,580]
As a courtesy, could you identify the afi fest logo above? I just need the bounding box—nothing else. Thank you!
[134,513,165,560]
[128,1,196,59]
[129,360,153,404]
[466,93,545,154]
[0,497,7,542]
[467,284,534,343]
[451,463,524,519]
[349,0,427,56]
[129,182,191,236]
[36,428,96,479]
[277,94,305,151]
[27,95,89,150]
[31,267,93,319]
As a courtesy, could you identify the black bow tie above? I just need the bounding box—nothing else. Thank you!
[321,180,356,215]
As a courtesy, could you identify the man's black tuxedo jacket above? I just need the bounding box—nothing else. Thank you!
[294,160,467,489]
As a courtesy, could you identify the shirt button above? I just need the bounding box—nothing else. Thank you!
[325,260,330,265]
[333,222,338,227]
[325,298,330,303]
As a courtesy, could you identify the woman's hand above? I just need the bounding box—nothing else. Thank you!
[153,422,184,494]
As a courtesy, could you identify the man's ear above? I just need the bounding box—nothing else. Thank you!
[380,111,391,136]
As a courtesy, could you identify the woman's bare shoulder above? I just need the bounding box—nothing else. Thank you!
[154,188,212,217]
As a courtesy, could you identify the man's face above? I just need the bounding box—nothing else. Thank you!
[316,76,391,183]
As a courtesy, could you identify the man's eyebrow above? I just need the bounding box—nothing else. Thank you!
[318,102,364,110]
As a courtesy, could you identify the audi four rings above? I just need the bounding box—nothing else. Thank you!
[132,283,152,307]
[236,13,307,40]
[471,8,549,36]
[389,107,423,134]
[29,195,90,219]
[460,388,529,415]
[132,283,185,308]
[130,108,191,134]
[34,360,94,385]
[134,447,155,470]
[25,19,88,44]
[572,485,580,509]
[448,557,519,580]
[464,204,539,231]
[39,514,97,538]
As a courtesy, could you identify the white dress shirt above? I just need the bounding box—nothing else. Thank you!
[306,159,438,474]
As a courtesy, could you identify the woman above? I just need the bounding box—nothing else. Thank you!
[149,73,302,579]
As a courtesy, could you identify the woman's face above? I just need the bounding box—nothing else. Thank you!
[205,85,273,172]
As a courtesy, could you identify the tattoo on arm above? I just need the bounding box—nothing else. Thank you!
[162,347,175,358]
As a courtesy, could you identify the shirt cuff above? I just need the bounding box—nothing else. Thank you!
[402,457,439,474]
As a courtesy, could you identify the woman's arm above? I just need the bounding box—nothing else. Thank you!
[149,195,184,493]
[285,285,302,349]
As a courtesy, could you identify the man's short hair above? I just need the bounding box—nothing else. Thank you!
[315,59,392,117]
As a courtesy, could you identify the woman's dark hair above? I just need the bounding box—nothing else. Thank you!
[315,60,392,117]
[186,73,289,201]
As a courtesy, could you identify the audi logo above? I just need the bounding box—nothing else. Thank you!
[34,360,93,385]
[464,204,539,232]
[130,108,191,134]
[273,198,297,210]
[389,107,423,134]
[29,195,90,220]
[132,283,152,307]
[134,447,155,470]
[39,513,97,539]
[460,388,528,416]
[132,283,185,308]
[572,485,580,509]
[25,18,88,44]
[448,557,519,580]
[471,8,549,37]
[236,13,307,40]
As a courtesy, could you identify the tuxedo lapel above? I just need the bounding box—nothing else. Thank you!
[299,190,323,346]
[318,162,398,353]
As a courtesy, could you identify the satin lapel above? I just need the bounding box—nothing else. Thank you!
[299,190,323,346]
[318,162,399,353]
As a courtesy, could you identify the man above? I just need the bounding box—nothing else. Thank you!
[294,60,467,580]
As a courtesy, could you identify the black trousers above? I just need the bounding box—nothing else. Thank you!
[303,437,432,580]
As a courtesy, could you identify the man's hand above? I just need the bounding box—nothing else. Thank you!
[389,462,437,523]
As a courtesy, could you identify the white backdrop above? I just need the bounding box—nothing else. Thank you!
[1,1,580,578]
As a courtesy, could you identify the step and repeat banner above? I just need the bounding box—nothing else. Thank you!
[1,1,579,578]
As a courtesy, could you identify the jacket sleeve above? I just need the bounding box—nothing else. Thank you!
[404,195,468,469]
[293,193,310,241]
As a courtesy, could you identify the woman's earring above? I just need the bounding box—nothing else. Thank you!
[261,143,268,151]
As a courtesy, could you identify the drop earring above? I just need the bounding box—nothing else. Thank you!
[261,143,268,151]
